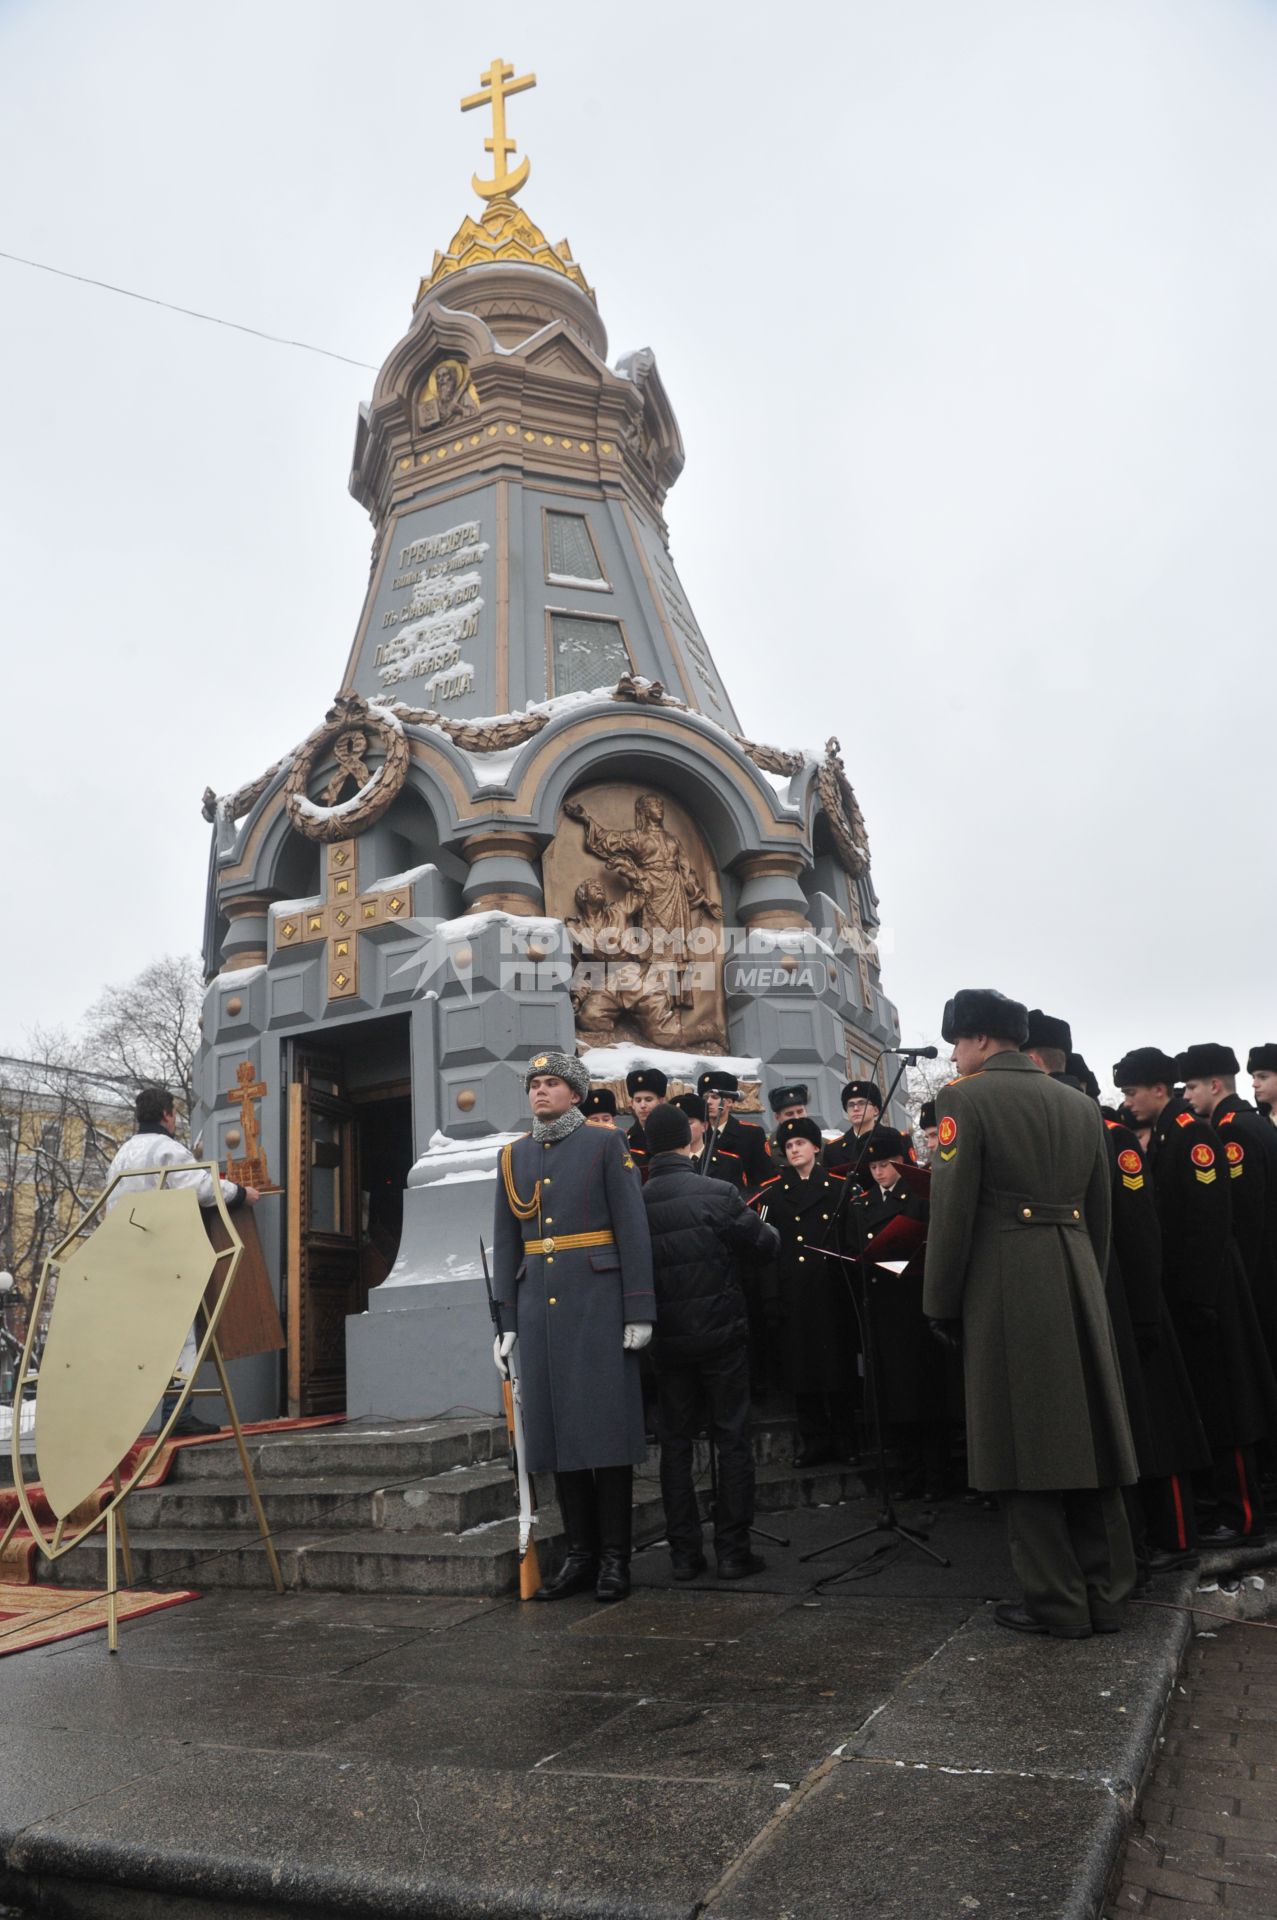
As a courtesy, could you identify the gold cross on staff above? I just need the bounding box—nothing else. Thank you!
[461,56,536,203]
[273,839,414,1002]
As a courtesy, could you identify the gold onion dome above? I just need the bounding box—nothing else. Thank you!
[415,57,594,311]
[416,198,594,309]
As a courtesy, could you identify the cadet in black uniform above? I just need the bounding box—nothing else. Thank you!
[1026,1019,1207,1572]
[696,1070,772,1196]
[844,1124,949,1498]
[918,1099,940,1159]
[751,1117,856,1465]
[823,1079,883,1188]
[1180,1042,1277,1369]
[623,1067,667,1179]
[1249,1044,1277,1122]
[582,1088,618,1128]
[767,1082,811,1168]
[1117,1046,1276,1543]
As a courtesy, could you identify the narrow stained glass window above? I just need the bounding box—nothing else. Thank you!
[549,615,629,696]
[547,512,605,582]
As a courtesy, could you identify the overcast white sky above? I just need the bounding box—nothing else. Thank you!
[2,0,1274,1085]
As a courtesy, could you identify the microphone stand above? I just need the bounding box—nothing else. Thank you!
[801,1050,952,1583]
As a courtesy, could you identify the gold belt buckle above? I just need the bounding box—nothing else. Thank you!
[541,1236,556,1254]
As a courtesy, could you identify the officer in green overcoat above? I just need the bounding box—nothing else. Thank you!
[922,988,1137,1639]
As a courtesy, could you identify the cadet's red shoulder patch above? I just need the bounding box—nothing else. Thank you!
[1176,1112,1194,1128]
[1218,1110,1238,1126]
[1226,1140,1244,1167]
[1117,1148,1142,1175]
[1191,1143,1215,1169]
[938,1116,957,1147]
[1104,1117,1119,1130]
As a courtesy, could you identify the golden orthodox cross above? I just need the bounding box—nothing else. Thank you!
[224,1059,277,1191]
[273,839,413,1002]
[461,57,536,202]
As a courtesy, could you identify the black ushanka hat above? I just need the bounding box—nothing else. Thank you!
[1023,1009,1073,1055]
[1113,1047,1178,1088]
[1176,1043,1240,1080]
[941,988,1029,1047]
[625,1067,668,1098]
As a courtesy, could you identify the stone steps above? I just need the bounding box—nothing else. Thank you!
[33,1415,866,1598]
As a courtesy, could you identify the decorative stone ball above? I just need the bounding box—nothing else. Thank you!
[226,996,243,1016]
[453,946,474,971]
[225,1129,242,1149]
[456,1089,477,1112]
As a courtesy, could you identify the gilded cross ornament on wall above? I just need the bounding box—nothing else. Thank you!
[273,838,414,1002]
[461,57,536,201]
[224,1060,279,1193]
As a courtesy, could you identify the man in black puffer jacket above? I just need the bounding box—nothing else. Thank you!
[641,1102,781,1579]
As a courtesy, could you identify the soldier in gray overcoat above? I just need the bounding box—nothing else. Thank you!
[492,1049,656,1603]
[922,988,1137,1640]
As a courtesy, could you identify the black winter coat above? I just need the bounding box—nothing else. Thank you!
[1100,1116,1209,1480]
[1148,1096,1277,1449]
[642,1153,780,1364]
[696,1113,773,1197]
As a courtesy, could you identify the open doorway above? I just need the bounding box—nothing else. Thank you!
[286,1015,413,1415]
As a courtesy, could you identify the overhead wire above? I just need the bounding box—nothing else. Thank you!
[0,247,379,371]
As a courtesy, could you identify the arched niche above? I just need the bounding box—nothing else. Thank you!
[514,718,786,882]
[543,779,729,1054]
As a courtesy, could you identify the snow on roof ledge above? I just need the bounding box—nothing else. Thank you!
[578,1043,763,1083]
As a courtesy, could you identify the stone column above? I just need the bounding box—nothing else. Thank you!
[219,891,276,972]
[735,850,809,931]
[461,830,545,915]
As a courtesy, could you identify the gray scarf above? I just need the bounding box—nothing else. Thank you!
[531,1106,586,1144]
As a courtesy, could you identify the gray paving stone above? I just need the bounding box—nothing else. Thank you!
[704,1759,1128,1919]
[330,1681,637,1770]
[848,1602,1188,1791]
[11,1746,779,1920]
[0,1726,174,1838]
[539,1696,853,1784]
[0,1653,403,1753]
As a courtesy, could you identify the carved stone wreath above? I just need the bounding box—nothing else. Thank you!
[817,737,870,877]
[283,691,410,842]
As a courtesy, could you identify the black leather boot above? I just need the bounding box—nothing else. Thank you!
[594,1465,633,1601]
[534,1471,599,1600]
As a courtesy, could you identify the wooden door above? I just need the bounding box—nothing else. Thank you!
[286,1052,359,1416]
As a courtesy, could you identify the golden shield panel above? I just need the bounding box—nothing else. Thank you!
[34,1187,220,1520]
[8,1168,244,1562]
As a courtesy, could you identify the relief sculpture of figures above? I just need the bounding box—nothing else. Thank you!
[553,789,727,1052]
[562,792,722,1009]
[565,878,682,1049]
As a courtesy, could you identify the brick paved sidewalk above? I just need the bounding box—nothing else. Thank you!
[1107,1616,1277,1917]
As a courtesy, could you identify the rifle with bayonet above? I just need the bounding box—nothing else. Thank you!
[479,1236,541,1599]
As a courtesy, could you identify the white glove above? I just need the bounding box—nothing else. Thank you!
[492,1331,516,1373]
[623,1322,653,1351]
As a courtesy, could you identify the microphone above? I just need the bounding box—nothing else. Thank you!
[886,1045,939,1060]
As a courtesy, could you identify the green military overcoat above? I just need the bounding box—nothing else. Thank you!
[922,1051,1136,1493]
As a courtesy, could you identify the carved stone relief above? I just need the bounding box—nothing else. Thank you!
[543,783,728,1054]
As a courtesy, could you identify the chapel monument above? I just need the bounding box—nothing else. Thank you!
[194,59,901,1421]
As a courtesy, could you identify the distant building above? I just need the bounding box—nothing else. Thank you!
[0,1056,132,1370]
